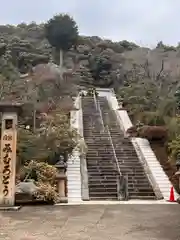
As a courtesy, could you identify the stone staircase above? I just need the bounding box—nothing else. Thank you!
[82,96,119,200]
[67,151,82,202]
[98,96,156,200]
[68,89,178,202]
[67,96,82,202]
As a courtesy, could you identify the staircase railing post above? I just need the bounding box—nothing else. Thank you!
[116,175,120,200]
[117,175,129,201]
[124,175,129,201]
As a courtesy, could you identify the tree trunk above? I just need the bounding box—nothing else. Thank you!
[59,49,63,70]
[33,109,36,132]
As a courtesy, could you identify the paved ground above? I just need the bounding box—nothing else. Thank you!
[0,204,179,240]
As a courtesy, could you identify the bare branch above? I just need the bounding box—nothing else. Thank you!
[156,59,164,81]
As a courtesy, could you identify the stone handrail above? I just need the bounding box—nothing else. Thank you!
[115,110,163,199]
[131,138,163,199]
[96,96,122,177]
[73,92,89,201]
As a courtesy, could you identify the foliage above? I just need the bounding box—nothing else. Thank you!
[167,117,180,141]
[88,55,112,82]
[39,112,78,154]
[0,43,6,56]
[137,111,166,126]
[0,48,20,100]
[174,87,180,111]
[45,14,79,52]
[168,136,180,162]
[30,63,79,102]
[117,59,178,124]
[17,128,44,166]
[74,136,88,157]
[34,182,58,202]
[0,19,142,89]
[86,88,99,97]
[23,160,58,202]
[116,56,180,165]
[1,15,180,192]
[118,40,139,50]
[156,41,176,52]
[24,161,57,183]
[17,112,78,166]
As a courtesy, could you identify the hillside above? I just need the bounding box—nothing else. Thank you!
[1,23,180,92]
[1,19,180,194]
[1,23,180,102]
[1,24,180,76]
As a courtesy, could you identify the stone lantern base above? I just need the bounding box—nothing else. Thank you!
[56,174,68,203]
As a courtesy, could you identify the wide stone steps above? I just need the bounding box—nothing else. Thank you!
[129,195,156,200]
[89,188,117,194]
[82,96,156,200]
[98,96,156,200]
[89,195,117,200]
[82,96,119,200]
[67,152,82,202]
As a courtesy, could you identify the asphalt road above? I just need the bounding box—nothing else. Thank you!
[0,204,179,240]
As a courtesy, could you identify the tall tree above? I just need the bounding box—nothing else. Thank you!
[44,14,79,71]
[0,44,20,100]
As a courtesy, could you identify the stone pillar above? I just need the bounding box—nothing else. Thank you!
[0,103,22,207]
[0,113,17,206]
[57,175,66,197]
[55,160,67,203]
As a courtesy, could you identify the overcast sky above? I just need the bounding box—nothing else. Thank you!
[0,0,179,47]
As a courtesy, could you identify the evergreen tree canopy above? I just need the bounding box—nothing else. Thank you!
[45,14,79,51]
